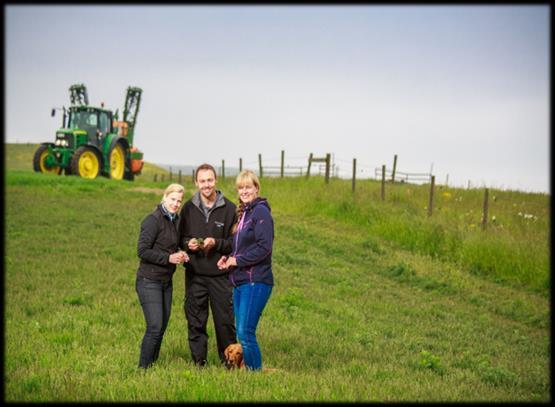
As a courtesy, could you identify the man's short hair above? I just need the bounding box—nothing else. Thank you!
[195,163,217,181]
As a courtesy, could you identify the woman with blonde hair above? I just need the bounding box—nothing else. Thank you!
[217,170,274,371]
[136,183,189,369]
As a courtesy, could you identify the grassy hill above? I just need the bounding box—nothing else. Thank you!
[4,143,550,402]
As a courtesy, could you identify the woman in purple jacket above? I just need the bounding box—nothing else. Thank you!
[217,170,274,371]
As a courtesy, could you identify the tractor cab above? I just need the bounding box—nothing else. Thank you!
[67,106,112,147]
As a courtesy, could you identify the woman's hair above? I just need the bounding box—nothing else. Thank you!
[231,170,260,234]
[235,169,260,192]
[160,183,185,203]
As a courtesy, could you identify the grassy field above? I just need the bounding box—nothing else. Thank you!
[4,143,550,402]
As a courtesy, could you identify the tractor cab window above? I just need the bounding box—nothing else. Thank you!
[69,110,97,130]
[99,112,110,136]
[69,111,84,129]
[85,112,98,127]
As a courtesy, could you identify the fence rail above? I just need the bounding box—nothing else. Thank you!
[375,168,432,183]
[263,165,305,176]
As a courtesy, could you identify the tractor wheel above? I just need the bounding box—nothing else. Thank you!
[109,142,126,180]
[71,146,101,179]
[33,144,62,175]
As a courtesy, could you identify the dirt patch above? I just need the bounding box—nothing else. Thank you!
[129,187,165,195]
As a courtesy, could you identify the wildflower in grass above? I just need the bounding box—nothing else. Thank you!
[442,192,452,199]
[518,212,537,221]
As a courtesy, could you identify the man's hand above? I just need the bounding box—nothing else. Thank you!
[188,238,201,251]
[203,237,216,253]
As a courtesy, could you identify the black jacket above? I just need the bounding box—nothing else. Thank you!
[179,191,237,277]
[136,204,180,282]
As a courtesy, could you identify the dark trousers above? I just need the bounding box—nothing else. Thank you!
[184,272,236,365]
[136,276,173,368]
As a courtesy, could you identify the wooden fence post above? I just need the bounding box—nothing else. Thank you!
[381,165,386,201]
[482,188,489,230]
[169,167,172,181]
[352,158,357,192]
[221,159,225,180]
[154,173,157,182]
[428,175,435,217]
[306,153,313,178]
[391,154,398,183]
[280,150,285,178]
[325,153,331,184]
[178,170,182,185]
[239,158,243,172]
[258,154,263,178]
[192,169,195,183]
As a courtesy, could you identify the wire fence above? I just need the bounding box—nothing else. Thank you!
[160,151,435,187]
[155,151,496,229]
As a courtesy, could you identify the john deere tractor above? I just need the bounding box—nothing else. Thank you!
[33,84,144,180]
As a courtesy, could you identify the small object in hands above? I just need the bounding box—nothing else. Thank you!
[196,238,204,249]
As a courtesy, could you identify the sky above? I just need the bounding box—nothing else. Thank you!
[4,5,550,193]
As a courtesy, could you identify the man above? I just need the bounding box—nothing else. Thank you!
[179,163,237,367]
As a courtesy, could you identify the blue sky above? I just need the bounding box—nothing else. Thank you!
[5,5,550,192]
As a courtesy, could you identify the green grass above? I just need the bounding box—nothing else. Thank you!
[4,143,551,402]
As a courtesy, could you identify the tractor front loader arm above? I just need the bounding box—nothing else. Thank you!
[122,86,142,145]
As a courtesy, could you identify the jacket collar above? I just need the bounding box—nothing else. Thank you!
[158,203,177,222]
[192,190,225,210]
[241,197,270,213]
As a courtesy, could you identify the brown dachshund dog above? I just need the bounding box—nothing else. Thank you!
[224,343,245,369]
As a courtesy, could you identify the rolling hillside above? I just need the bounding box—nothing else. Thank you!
[4,143,550,402]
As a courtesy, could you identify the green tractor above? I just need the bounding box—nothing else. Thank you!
[33,83,144,180]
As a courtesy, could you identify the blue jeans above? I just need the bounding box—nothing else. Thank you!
[233,282,272,371]
[136,277,173,368]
